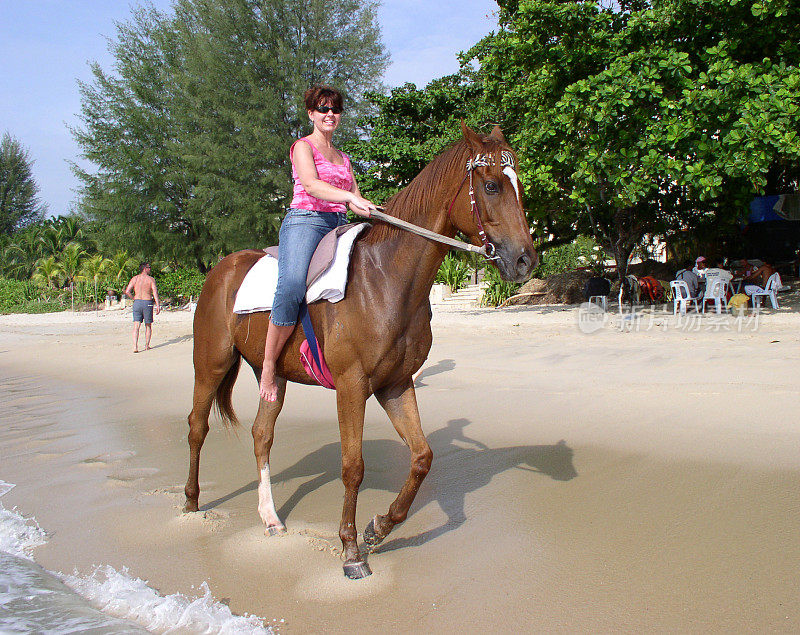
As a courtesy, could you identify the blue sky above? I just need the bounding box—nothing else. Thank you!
[0,0,498,217]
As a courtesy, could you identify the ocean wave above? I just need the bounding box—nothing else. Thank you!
[0,481,47,560]
[0,480,273,634]
[62,567,271,634]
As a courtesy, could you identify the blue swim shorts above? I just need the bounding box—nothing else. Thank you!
[132,299,155,324]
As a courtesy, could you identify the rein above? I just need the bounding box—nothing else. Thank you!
[370,208,490,257]
[372,150,518,261]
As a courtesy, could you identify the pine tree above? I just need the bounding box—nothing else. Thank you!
[73,0,387,271]
[0,133,48,235]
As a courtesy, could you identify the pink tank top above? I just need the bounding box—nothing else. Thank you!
[290,138,354,214]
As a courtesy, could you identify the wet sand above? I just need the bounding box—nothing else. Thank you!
[1,304,799,632]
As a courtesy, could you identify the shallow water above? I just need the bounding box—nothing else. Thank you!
[0,481,271,634]
[0,550,148,634]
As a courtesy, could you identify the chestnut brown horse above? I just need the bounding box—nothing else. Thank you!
[184,123,537,578]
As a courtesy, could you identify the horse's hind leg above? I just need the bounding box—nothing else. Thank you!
[184,354,238,512]
[184,376,215,512]
[253,377,287,535]
[365,380,432,549]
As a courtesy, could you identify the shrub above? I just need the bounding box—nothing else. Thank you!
[534,236,598,278]
[480,267,521,307]
[2,300,64,314]
[0,278,42,313]
[155,267,206,303]
[435,253,470,292]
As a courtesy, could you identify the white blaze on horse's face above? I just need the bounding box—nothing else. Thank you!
[500,151,521,204]
[503,167,520,203]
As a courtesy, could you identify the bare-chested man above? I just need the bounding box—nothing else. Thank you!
[743,261,777,288]
[124,263,161,353]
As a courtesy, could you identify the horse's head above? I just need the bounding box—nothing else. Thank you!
[451,123,538,283]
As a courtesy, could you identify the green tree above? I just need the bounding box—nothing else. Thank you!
[73,0,388,271]
[0,133,47,235]
[32,255,63,289]
[470,0,800,277]
[2,224,45,279]
[82,254,110,307]
[58,242,88,288]
[107,250,138,289]
[58,242,88,311]
[349,74,488,204]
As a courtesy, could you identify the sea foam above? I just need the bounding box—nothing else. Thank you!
[62,567,272,634]
[0,481,47,559]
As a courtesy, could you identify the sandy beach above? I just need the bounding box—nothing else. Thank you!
[2,300,800,632]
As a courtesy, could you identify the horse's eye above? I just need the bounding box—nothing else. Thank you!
[485,181,498,194]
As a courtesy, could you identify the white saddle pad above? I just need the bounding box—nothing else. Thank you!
[233,223,367,314]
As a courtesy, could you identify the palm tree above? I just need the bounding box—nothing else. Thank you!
[55,216,83,244]
[32,255,63,289]
[81,254,110,311]
[108,251,137,290]
[58,242,88,311]
[4,225,44,279]
[38,224,68,257]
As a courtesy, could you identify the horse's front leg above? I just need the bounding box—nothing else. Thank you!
[366,379,432,549]
[253,376,287,535]
[336,381,371,579]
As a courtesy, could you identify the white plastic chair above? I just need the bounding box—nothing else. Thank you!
[588,295,607,311]
[670,280,700,315]
[751,272,781,309]
[701,279,728,314]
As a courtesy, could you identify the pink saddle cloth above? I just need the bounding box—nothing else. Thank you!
[299,340,335,389]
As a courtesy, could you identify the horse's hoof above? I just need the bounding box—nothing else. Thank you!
[266,524,286,537]
[343,560,372,579]
[183,500,199,513]
[363,518,385,549]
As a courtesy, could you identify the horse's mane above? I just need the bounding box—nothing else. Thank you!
[361,135,506,245]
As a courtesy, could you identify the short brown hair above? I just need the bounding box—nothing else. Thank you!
[304,85,344,112]
[139,262,150,273]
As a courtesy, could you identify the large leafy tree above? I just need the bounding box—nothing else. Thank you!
[0,133,47,235]
[73,0,387,271]
[348,74,489,204]
[469,0,800,276]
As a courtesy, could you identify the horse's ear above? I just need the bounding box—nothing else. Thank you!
[460,120,484,149]
[489,125,506,144]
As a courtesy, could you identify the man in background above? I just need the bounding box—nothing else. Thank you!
[676,261,702,299]
[124,263,161,353]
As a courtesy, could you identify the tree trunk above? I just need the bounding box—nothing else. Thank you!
[612,244,634,282]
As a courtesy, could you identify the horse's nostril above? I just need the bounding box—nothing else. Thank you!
[517,252,533,275]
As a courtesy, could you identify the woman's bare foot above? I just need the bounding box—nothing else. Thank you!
[259,361,279,402]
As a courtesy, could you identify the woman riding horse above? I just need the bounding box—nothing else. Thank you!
[259,85,376,402]
[186,119,537,579]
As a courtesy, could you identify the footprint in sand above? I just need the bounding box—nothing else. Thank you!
[293,523,342,556]
[81,450,137,466]
[106,467,160,482]
[172,508,231,532]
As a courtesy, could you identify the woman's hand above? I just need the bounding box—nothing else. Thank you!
[348,195,376,218]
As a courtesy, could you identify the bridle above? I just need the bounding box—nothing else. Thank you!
[446,150,518,261]
[371,149,521,260]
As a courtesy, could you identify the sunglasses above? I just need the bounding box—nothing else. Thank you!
[315,105,343,114]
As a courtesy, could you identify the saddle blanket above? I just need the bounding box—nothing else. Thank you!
[233,223,367,314]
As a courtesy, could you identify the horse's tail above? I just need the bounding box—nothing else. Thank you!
[214,350,242,428]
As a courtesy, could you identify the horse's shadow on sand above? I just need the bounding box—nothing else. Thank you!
[202,419,577,550]
[147,334,193,350]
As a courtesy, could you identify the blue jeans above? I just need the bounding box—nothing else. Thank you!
[271,208,347,326]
